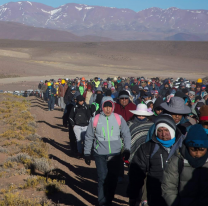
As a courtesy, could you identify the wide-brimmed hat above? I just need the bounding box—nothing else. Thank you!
[129,104,154,116]
[160,96,191,114]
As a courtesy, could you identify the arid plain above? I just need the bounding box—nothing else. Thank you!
[0,39,208,91]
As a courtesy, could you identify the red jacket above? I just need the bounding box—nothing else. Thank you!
[114,102,136,122]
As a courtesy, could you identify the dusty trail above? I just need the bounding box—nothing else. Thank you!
[30,97,128,206]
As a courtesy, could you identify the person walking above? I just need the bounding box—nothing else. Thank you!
[127,114,185,206]
[45,82,56,111]
[58,79,68,111]
[162,124,208,206]
[69,95,91,158]
[84,96,131,206]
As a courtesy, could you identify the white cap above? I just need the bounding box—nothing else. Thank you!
[66,78,69,81]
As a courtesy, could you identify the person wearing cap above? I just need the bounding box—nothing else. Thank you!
[102,82,108,93]
[92,77,100,89]
[58,79,68,111]
[201,85,208,98]
[69,95,91,158]
[128,104,154,162]
[41,80,48,101]
[162,124,208,206]
[83,84,93,105]
[188,91,195,104]
[160,81,171,98]
[84,96,131,206]
[127,114,185,206]
[45,82,56,111]
[199,105,208,136]
[89,85,103,105]
[146,97,192,142]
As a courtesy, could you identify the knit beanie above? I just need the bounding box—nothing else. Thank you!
[105,90,112,97]
[76,95,85,102]
[103,101,113,108]
[118,90,129,99]
[185,124,208,148]
[199,105,208,121]
[155,114,176,139]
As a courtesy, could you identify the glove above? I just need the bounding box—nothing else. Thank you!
[84,155,91,166]
[122,149,130,161]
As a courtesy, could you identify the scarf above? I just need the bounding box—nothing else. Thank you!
[156,137,176,148]
[136,117,147,122]
[204,128,208,135]
[185,147,208,168]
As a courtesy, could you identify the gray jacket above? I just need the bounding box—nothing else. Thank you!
[162,145,208,206]
[84,96,131,155]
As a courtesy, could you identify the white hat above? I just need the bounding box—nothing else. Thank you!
[66,78,69,81]
[129,104,154,116]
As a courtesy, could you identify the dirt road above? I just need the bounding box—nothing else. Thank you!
[30,97,129,206]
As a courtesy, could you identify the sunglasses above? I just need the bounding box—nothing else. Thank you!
[120,98,129,100]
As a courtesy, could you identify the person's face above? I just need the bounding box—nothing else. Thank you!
[171,113,183,124]
[132,90,136,94]
[157,127,171,141]
[165,84,169,88]
[125,86,128,89]
[144,97,150,101]
[137,115,146,120]
[149,103,153,110]
[196,87,200,91]
[155,109,163,115]
[119,98,129,107]
[95,78,98,82]
[103,106,113,116]
[155,93,158,98]
[111,89,115,93]
[97,91,101,94]
[104,85,107,88]
[188,147,207,158]
[71,90,76,95]
[78,101,84,106]
[188,93,194,99]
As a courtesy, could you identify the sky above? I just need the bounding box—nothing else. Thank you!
[1,0,208,11]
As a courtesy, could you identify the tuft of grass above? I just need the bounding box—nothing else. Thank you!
[21,142,48,159]
[0,192,49,206]
[32,158,54,174]
[0,146,8,153]
[26,134,41,141]
[3,161,17,169]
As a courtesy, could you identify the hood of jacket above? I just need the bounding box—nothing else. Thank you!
[101,96,115,115]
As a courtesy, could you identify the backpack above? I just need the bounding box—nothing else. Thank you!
[74,105,89,125]
[93,113,121,132]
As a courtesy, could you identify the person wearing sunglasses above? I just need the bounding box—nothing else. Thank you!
[162,124,208,206]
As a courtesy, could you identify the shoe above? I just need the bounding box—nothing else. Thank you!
[51,109,54,111]
[117,176,123,184]
[77,153,83,159]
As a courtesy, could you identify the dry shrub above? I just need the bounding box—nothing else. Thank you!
[21,142,48,159]
[26,134,41,141]
[32,158,54,174]
[0,192,50,206]
[0,146,8,153]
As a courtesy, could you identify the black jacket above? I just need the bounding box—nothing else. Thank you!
[69,103,91,127]
[127,128,185,206]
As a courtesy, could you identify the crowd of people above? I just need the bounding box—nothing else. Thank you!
[38,76,208,206]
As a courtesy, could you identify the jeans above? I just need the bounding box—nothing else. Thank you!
[73,125,87,153]
[94,152,121,206]
[48,97,55,110]
[60,97,65,109]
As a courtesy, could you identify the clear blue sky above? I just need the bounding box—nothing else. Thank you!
[1,0,208,11]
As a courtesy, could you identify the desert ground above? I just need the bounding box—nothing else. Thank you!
[0,39,208,91]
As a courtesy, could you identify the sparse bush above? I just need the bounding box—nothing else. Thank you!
[32,158,54,174]
[0,192,48,206]
[28,121,37,128]
[6,153,31,164]
[0,146,8,153]
[26,134,41,141]
[21,142,48,159]
[3,161,17,169]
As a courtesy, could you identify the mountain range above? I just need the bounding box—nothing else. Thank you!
[0,1,208,41]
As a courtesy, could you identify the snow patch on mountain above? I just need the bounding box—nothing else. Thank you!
[51,8,62,15]
[75,6,82,11]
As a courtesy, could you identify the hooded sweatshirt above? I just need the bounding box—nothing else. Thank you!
[84,96,131,155]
